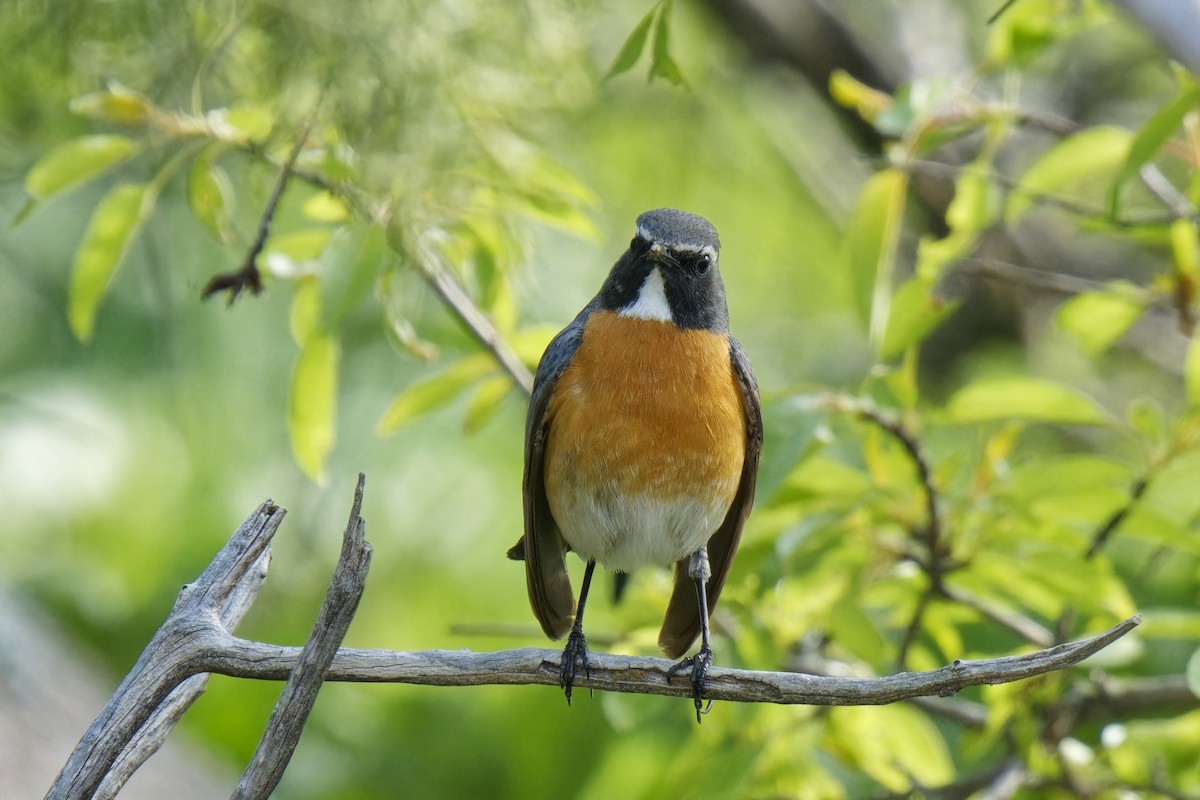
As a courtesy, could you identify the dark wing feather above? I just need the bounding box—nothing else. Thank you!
[517,299,600,640]
[658,336,763,658]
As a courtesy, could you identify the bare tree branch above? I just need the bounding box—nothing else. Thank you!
[232,474,372,799]
[183,616,1140,706]
[46,501,284,800]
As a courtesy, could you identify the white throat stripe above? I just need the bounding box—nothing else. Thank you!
[619,267,672,322]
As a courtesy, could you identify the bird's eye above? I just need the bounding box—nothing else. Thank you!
[695,252,712,275]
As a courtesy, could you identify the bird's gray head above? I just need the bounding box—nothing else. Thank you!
[599,208,729,332]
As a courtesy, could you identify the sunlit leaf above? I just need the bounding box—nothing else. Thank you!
[844,168,908,336]
[828,704,953,790]
[1006,126,1132,225]
[604,4,656,80]
[1188,330,1200,407]
[187,149,235,244]
[290,276,323,345]
[1171,217,1199,278]
[648,0,687,87]
[879,276,958,359]
[328,225,388,329]
[377,355,496,434]
[302,191,349,222]
[1055,286,1147,355]
[68,183,153,342]
[1186,649,1200,699]
[945,377,1108,425]
[829,69,893,124]
[915,167,993,280]
[69,84,152,125]
[289,331,340,483]
[24,135,136,202]
[265,229,334,263]
[463,375,515,433]
[1110,85,1200,217]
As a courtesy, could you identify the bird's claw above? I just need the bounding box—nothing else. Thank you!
[559,628,590,705]
[669,646,714,723]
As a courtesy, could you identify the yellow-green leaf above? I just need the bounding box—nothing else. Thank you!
[648,0,687,87]
[945,377,1108,425]
[301,191,349,222]
[879,276,958,359]
[265,229,334,263]
[1171,218,1199,279]
[1110,86,1200,217]
[1007,126,1132,225]
[69,85,153,125]
[377,355,495,434]
[463,375,515,433]
[604,4,656,80]
[1056,287,1146,355]
[25,135,136,201]
[290,276,323,345]
[187,149,235,244]
[843,168,908,338]
[289,332,340,483]
[68,183,153,342]
[1187,330,1200,407]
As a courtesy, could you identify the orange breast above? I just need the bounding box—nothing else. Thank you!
[543,311,747,569]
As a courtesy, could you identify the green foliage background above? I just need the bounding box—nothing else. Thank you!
[2,0,1199,797]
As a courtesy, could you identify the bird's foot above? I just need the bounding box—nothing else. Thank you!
[669,645,714,723]
[559,628,590,705]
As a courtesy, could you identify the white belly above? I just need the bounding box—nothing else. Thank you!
[551,482,729,572]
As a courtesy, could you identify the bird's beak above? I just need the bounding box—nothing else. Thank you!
[648,243,679,269]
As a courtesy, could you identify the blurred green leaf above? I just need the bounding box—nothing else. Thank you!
[265,229,334,263]
[1006,126,1132,225]
[1110,85,1200,217]
[915,168,992,280]
[829,69,893,126]
[327,225,389,329]
[844,168,908,335]
[1185,649,1200,698]
[289,331,340,483]
[828,704,954,790]
[24,135,136,202]
[187,148,235,244]
[68,182,153,342]
[69,84,153,124]
[648,0,687,87]
[1187,330,1200,407]
[302,191,349,222]
[377,355,496,434]
[290,276,323,345]
[1172,217,1199,279]
[879,276,958,359]
[1055,285,1147,355]
[945,377,1108,425]
[604,4,656,80]
[463,375,515,432]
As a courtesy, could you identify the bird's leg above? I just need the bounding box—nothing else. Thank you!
[560,559,597,705]
[668,547,714,723]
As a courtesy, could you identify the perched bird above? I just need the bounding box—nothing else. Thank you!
[508,208,762,720]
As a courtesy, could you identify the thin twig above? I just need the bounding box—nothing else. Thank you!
[232,474,372,799]
[807,394,946,583]
[1086,476,1149,559]
[202,111,318,304]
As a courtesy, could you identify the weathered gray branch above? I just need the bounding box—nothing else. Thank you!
[188,616,1139,705]
[232,475,372,799]
[47,500,283,800]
